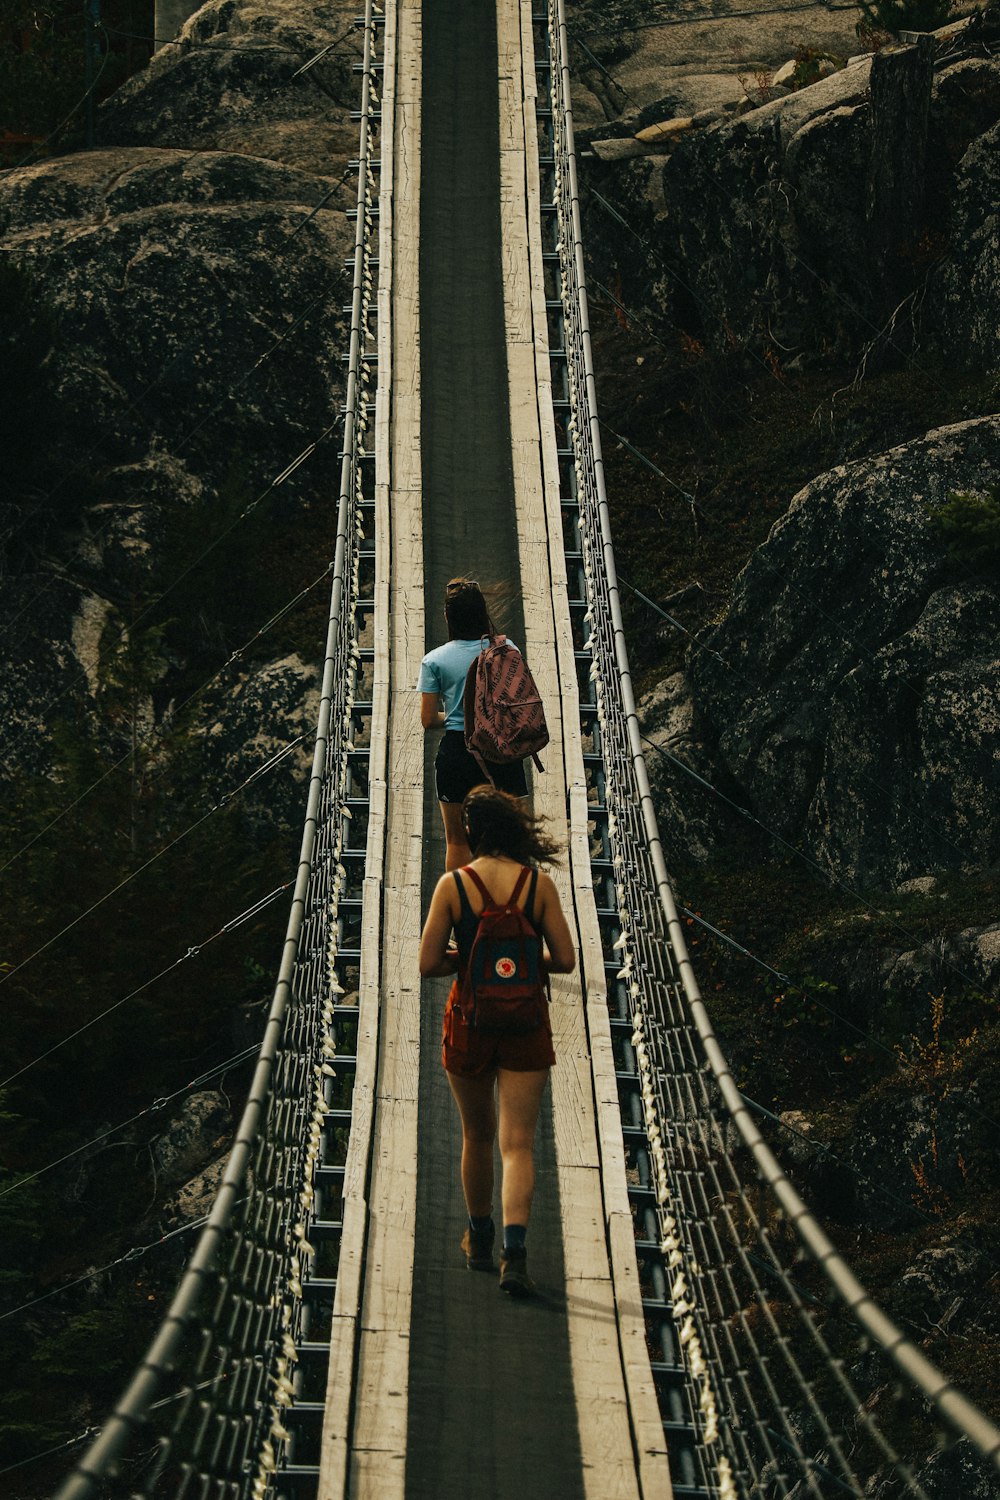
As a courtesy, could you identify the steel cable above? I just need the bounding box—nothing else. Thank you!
[0,559,334,875]
[603,418,993,876]
[0,734,305,1008]
[549,0,1000,1491]
[0,413,342,768]
[51,8,381,1491]
[640,730,1000,1008]
[0,1044,259,1200]
[0,881,292,1094]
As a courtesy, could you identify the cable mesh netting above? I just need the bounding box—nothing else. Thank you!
[51,6,383,1496]
[546,1,1000,1496]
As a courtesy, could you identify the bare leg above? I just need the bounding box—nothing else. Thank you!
[446,1070,498,1217]
[440,800,472,871]
[497,1069,548,1228]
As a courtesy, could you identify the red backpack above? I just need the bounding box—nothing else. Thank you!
[456,867,549,1033]
[463,635,549,782]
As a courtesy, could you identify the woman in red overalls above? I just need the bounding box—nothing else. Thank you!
[418,787,575,1295]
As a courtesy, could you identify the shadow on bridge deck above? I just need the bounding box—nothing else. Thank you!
[406,0,585,1493]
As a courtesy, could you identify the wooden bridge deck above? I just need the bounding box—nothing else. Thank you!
[318,2,671,1496]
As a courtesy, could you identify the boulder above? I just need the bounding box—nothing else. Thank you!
[638,671,743,864]
[153,1089,231,1185]
[0,146,350,787]
[925,119,1000,369]
[192,653,322,828]
[99,0,363,174]
[688,417,1000,886]
[591,137,649,162]
[586,28,1000,369]
[168,1156,228,1221]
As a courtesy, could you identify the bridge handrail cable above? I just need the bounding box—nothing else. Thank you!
[51,5,381,1494]
[550,0,1000,1492]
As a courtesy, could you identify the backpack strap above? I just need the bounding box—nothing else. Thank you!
[462,865,531,911]
[462,866,495,907]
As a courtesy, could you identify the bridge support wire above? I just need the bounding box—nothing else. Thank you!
[52,5,383,1497]
[547,0,1000,1494]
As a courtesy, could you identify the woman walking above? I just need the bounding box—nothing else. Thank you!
[419,577,529,871]
[418,786,575,1296]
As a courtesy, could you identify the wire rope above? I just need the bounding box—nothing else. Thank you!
[0,1211,218,1324]
[0,1044,259,1200]
[0,23,112,175]
[640,731,1000,1007]
[0,880,290,1093]
[550,0,1000,1477]
[616,541,992,875]
[0,269,340,620]
[0,734,303,1001]
[0,411,342,768]
[0,559,334,875]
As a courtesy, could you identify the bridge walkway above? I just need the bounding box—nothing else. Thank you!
[317,0,670,1497]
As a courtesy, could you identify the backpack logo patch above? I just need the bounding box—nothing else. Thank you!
[495,956,516,979]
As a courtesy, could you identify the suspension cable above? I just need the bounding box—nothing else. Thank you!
[640,732,1000,1006]
[0,1044,259,1200]
[0,560,334,875]
[0,735,303,1000]
[552,0,1000,1474]
[0,879,291,1093]
[618,558,988,874]
[0,1212,218,1324]
[0,410,341,766]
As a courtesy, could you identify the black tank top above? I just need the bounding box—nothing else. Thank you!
[452,866,540,972]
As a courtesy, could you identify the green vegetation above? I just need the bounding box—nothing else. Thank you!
[926,485,1000,575]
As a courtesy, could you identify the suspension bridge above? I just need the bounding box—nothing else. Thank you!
[45,0,1000,1496]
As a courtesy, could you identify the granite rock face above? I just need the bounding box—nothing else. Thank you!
[0,4,355,809]
[99,0,363,172]
[687,416,1000,886]
[581,32,1000,371]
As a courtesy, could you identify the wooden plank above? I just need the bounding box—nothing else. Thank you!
[317,2,398,1492]
[494,5,654,1499]
[504,1,675,1496]
[320,0,425,1494]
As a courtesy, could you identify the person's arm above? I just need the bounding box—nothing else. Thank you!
[419,875,461,977]
[421,692,445,731]
[535,871,576,974]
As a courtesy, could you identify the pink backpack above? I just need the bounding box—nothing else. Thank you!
[463,635,549,781]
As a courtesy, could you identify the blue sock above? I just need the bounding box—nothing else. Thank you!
[503,1224,527,1253]
[469,1214,494,1234]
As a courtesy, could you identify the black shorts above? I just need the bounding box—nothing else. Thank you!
[434,730,528,804]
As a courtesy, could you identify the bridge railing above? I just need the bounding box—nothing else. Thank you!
[52,6,383,1497]
[548,1,1000,1495]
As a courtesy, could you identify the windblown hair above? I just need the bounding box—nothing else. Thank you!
[444,577,496,641]
[462,787,562,867]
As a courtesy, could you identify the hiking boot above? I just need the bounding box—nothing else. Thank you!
[499,1247,535,1297]
[461,1221,496,1271]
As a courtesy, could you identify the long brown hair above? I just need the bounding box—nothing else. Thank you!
[444,577,496,640]
[462,787,562,866]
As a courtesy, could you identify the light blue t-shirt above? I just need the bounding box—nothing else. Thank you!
[418,637,520,731]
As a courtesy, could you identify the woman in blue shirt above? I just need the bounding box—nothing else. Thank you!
[419,577,528,870]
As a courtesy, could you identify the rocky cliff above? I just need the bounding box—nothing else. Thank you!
[574,11,1000,370]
